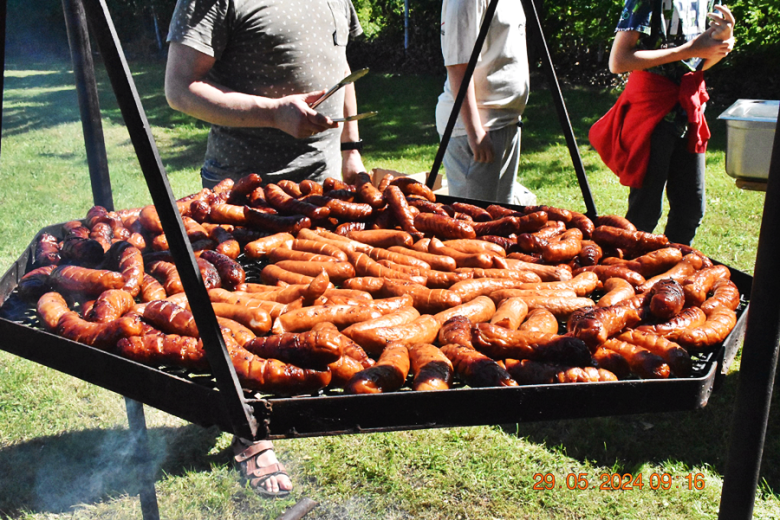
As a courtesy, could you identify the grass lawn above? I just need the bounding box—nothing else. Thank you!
[1,55,779,520]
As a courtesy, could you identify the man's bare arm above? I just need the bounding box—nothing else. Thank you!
[165,42,336,138]
[447,63,494,163]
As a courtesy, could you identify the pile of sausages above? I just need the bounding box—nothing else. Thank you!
[14,171,741,397]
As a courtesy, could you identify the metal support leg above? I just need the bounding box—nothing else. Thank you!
[125,397,160,520]
[718,101,780,519]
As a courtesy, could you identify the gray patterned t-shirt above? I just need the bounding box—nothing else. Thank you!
[168,0,363,184]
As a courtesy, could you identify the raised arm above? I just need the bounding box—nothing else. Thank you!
[609,5,735,74]
[165,42,336,139]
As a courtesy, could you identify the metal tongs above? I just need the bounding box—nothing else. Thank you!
[310,67,370,109]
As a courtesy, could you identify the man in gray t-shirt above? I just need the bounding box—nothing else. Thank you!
[166,0,366,188]
[164,0,366,497]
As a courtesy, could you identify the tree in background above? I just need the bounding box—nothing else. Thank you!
[4,0,777,100]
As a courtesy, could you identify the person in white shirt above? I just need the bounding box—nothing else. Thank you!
[435,0,530,204]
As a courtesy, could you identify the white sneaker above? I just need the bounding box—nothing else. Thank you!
[513,182,537,206]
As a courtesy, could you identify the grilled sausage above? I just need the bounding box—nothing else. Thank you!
[409,343,454,391]
[346,342,410,394]
[440,343,518,387]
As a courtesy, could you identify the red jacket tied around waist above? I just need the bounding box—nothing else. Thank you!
[588,70,710,189]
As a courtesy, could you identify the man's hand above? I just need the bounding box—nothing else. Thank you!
[468,128,495,163]
[273,90,338,139]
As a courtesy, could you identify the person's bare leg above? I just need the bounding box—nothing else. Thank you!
[233,437,293,496]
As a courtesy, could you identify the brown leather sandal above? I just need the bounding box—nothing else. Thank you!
[232,438,292,498]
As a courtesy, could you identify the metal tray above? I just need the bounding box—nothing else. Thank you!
[0,217,752,440]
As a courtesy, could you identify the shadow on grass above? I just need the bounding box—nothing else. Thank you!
[505,369,780,494]
[0,423,227,516]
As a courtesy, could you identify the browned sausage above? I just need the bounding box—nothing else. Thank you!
[50,265,125,296]
[207,302,272,335]
[143,300,199,337]
[675,307,738,351]
[648,278,685,320]
[347,229,414,248]
[243,206,312,234]
[116,333,209,370]
[592,225,670,254]
[600,339,670,379]
[200,250,246,290]
[84,289,136,323]
[346,250,427,284]
[414,213,477,240]
[290,238,349,261]
[591,346,631,379]
[210,203,250,226]
[490,297,529,330]
[700,278,741,314]
[682,264,731,307]
[503,257,572,282]
[573,264,646,288]
[272,304,387,334]
[243,232,295,259]
[273,260,356,285]
[346,342,410,394]
[260,264,315,286]
[569,305,643,350]
[636,306,708,340]
[37,291,71,331]
[243,329,343,368]
[355,172,385,208]
[438,315,474,348]
[341,276,387,295]
[355,315,441,356]
[34,233,61,267]
[265,183,330,219]
[428,237,493,269]
[594,215,636,231]
[409,343,454,391]
[472,323,592,366]
[389,177,436,202]
[440,343,518,387]
[433,295,496,325]
[449,277,542,302]
[384,185,421,238]
[228,343,332,396]
[387,246,457,272]
[518,308,559,334]
[616,330,691,377]
[505,359,617,384]
[450,202,492,222]
[56,310,143,350]
[597,278,635,308]
[637,254,704,293]
[380,279,462,314]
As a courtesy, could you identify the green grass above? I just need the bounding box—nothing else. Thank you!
[0,57,777,519]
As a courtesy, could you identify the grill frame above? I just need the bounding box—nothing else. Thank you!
[0,218,752,440]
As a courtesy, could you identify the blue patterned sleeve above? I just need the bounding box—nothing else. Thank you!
[616,0,653,35]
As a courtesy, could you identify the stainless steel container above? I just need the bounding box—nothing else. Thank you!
[717,99,778,181]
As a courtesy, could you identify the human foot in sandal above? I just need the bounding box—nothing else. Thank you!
[232,437,293,497]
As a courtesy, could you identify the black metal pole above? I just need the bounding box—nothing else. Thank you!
[125,397,160,520]
[426,0,499,190]
[79,0,258,440]
[718,113,780,518]
[61,0,113,210]
[519,0,597,218]
[0,0,6,160]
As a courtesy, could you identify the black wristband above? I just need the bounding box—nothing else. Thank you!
[341,139,363,152]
